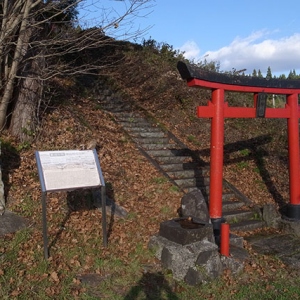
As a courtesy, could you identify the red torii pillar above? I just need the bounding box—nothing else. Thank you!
[177,61,300,229]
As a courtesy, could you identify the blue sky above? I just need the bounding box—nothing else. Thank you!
[79,0,300,76]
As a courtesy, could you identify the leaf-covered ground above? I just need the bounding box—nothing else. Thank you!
[0,47,296,298]
[1,90,185,298]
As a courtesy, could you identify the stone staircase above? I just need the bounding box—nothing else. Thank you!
[96,87,265,232]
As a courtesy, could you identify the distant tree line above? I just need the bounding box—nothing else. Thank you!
[252,67,300,80]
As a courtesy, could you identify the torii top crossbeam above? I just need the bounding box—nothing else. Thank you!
[177,61,300,222]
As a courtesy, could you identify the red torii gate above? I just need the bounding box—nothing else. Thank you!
[177,61,300,228]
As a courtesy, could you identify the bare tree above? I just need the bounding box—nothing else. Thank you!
[0,0,154,141]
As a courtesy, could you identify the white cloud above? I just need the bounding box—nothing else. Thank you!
[179,41,201,60]
[182,31,300,75]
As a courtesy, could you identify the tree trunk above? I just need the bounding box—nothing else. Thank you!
[9,74,42,142]
[0,0,34,129]
[9,56,44,142]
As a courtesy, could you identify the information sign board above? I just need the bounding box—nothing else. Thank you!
[35,149,107,259]
[36,150,103,192]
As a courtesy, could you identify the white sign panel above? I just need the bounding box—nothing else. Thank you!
[36,150,102,192]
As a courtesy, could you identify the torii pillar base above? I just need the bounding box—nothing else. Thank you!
[286,204,300,220]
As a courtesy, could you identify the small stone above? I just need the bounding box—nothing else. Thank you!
[0,210,28,236]
[181,189,209,222]
[262,204,281,228]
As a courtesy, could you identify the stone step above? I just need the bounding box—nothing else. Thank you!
[119,121,153,128]
[117,112,145,120]
[118,116,146,122]
[98,92,265,234]
[230,220,266,232]
[131,132,166,138]
[102,106,131,113]
[125,127,163,133]
[223,210,256,223]
[105,107,132,113]
[167,169,209,179]
[100,98,127,104]
[114,112,142,118]
[100,103,131,111]
[114,113,145,118]
[156,156,193,164]
[179,195,243,212]
[119,123,158,133]
[135,137,170,144]
[182,187,237,202]
[174,177,210,187]
[222,200,245,211]
[119,115,146,119]
[176,181,238,197]
[160,162,206,172]
[146,149,192,157]
[220,193,240,201]
[140,143,176,150]
[98,99,125,106]
[182,185,223,195]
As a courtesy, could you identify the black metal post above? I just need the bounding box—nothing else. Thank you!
[101,186,107,247]
[42,192,49,259]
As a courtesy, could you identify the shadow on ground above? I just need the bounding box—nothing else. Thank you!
[198,134,287,209]
[48,184,127,254]
[123,271,179,300]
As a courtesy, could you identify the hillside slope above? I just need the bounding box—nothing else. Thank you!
[103,44,290,211]
[0,41,293,298]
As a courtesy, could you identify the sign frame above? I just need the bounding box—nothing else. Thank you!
[35,149,107,259]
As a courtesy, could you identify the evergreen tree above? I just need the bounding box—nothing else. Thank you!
[288,69,297,79]
[257,69,263,78]
[252,69,257,77]
[266,66,272,79]
[279,74,286,79]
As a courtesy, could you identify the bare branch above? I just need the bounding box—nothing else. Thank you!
[0,0,155,134]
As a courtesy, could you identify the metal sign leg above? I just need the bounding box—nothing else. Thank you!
[101,186,107,247]
[42,192,49,259]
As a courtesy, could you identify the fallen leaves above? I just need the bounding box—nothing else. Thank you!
[0,63,293,299]
[0,96,184,297]
[50,271,60,282]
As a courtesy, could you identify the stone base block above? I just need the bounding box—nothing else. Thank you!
[280,218,300,238]
[221,245,249,275]
[184,243,223,285]
[230,233,244,248]
[148,234,220,282]
[148,234,179,260]
[159,217,214,245]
